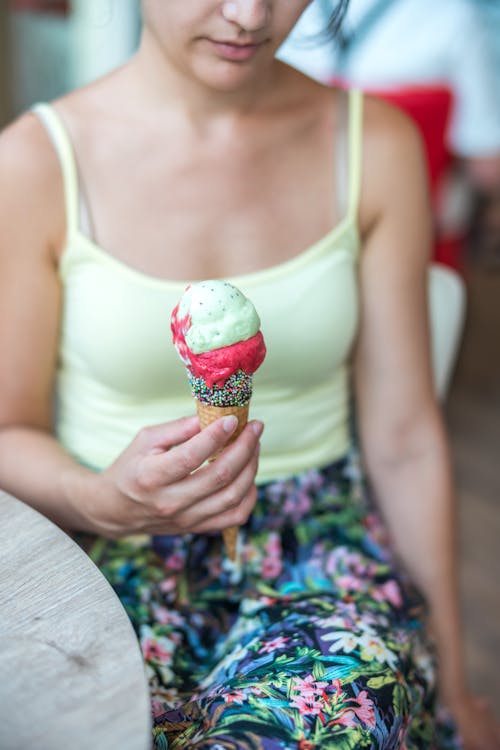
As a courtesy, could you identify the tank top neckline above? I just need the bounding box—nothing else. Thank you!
[32,89,363,290]
[64,211,357,291]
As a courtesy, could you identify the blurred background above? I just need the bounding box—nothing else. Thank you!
[0,0,139,117]
[0,0,499,717]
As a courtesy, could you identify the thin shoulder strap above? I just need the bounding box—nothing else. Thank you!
[346,88,364,222]
[31,103,79,233]
[335,89,349,221]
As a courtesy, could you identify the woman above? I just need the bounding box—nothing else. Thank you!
[0,1,498,748]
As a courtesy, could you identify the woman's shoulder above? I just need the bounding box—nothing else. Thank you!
[47,68,127,136]
[361,92,425,159]
[0,108,65,257]
[358,93,429,234]
[0,67,125,227]
[277,63,423,152]
[0,107,61,186]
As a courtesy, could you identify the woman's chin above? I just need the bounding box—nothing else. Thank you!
[193,58,272,95]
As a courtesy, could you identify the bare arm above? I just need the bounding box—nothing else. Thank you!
[0,114,261,538]
[0,113,76,519]
[355,100,499,748]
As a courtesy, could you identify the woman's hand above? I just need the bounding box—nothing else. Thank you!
[449,692,500,750]
[81,414,263,538]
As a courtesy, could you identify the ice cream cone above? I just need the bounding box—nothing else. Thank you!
[171,280,266,564]
[196,400,249,561]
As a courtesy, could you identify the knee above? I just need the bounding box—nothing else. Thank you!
[285,674,380,731]
[195,668,411,747]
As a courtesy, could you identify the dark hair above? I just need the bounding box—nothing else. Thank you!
[291,0,350,48]
[324,0,350,40]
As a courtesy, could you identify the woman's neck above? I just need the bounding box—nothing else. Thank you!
[128,30,283,128]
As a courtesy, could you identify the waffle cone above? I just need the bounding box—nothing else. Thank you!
[196,400,249,560]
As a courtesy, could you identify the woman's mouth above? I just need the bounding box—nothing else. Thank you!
[206,39,266,62]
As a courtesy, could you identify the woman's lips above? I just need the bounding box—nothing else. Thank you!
[207,39,265,62]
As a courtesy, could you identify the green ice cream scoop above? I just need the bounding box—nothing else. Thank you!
[177,280,261,354]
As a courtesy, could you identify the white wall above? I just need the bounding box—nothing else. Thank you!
[71,0,140,89]
[9,0,140,115]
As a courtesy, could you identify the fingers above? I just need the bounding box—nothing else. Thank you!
[175,420,262,504]
[193,483,258,535]
[169,443,260,532]
[135,415,201,453]
[115,416,263,536]
[144,417,263,490]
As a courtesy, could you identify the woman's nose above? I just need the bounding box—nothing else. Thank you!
[221,1,271,32]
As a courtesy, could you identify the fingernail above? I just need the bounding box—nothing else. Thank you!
[252,421,264,437]
[223,415,238,433]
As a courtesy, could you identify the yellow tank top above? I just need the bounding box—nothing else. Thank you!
[33,91,363,484]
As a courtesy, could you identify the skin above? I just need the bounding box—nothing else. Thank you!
[0,0,498,745]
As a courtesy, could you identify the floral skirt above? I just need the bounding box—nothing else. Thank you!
[88,452,462,750]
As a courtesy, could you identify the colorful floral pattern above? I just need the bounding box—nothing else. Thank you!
[87,453,462,750]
